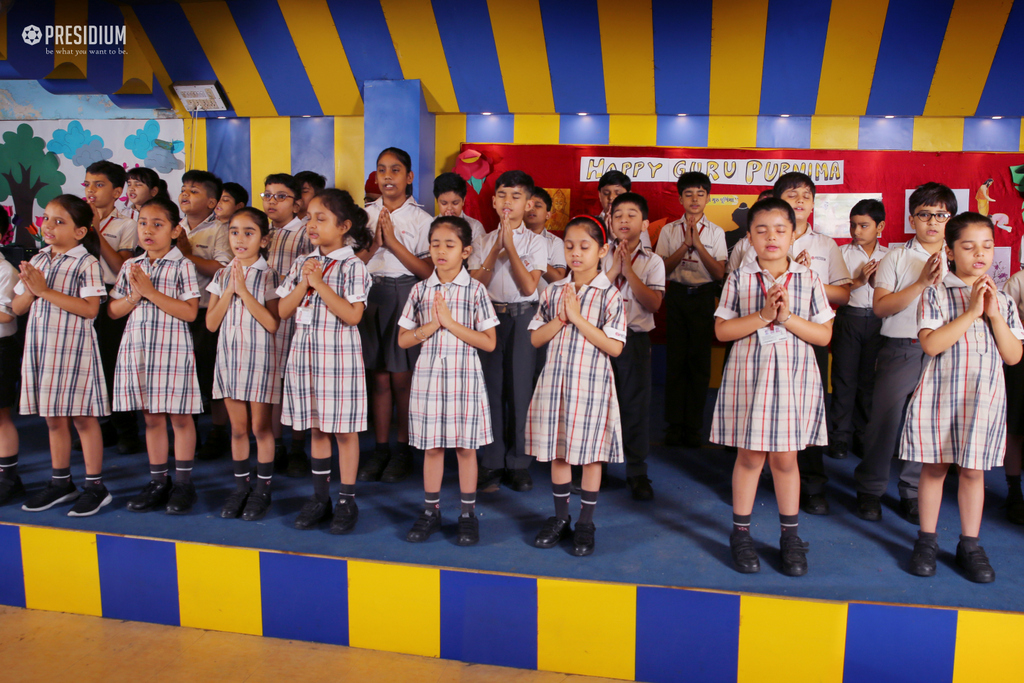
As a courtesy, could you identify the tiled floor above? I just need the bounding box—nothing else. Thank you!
[0,605,618,683]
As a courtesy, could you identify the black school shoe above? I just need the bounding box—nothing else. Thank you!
[294,496,332,530]
[456,515,479,546]
[329,500,358,534]
[0,476,26,506]
[730,531,760,573]
[127,479,172,512]
[380,445,413,483]
[909,536,938,577]
[476,466,503,492]
[241,490,272,521]
[67,484,113,517]
[220,488,250,519]
[799,493,829,516]
[165,482,197,515]
[627,475,654,501]
[827,440,849,460]
[534,516,572,549]
[503,468,533,492]
[357,445,390,482]
[900,497,920,525]
[1007,497,1024,525]
[406,510,441,543]
[780,534,809,577]
[855,492,883,522]
[22,480,80,512]
[571,522,596,556]
[956,541,995,583]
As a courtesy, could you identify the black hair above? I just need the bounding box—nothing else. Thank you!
[86,160,126,190]
[182,169,223,203]
[564,214,608,247]
[598,170,631,192]
[433,172,467,199]
[748,197,796,231]
[850,199,885,225]
[314,189,372,252]
[774,172,816,198]
[676,171,711,195]
[909,182,957,215]
[376,147,414,197]
[229,206,270,259]
[294,170,327,193]
[0,208,9,243]
[263,173,300,198]
[532,187,553,211]
[611,192,649,220]
[945,212,993,251]
[222,182,248,207]
[140,195,182,229]
[126,167,166,200]
[429,215,473,270]
[757,189,774,201]
[50,194,101,260]
[494,170,535,196]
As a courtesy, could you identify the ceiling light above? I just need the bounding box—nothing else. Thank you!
[578,112,587,116]
[993,116,1003,120]
[884,115,895,119]
[780,114,790,118]
[482,112,492,116]
[677,113,687,117]
[217,116,226,119]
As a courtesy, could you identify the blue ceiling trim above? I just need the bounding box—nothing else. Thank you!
[759,0,830,116]
[976,1,1024,117]
[432,0,508,114]
[539,0,606,115]
[652,0,712,115]
[326,0,404,94]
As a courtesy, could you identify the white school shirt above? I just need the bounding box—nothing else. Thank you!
[461,212,486,244]
[116,206,139,222]
[468,224,548,303]
[181,213,231,308]
[13,244,108,299]
[873,237,949,339]
[728,229,851,288]
[0,253,18,338]
[655,215,727,286]
[841,242,890,310]
[95,211,139,285]
[1003,270,1024,319]
[366,196,432,278]
[534,229,567,295]
[601,240,666,333]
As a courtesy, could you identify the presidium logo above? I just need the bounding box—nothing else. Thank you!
[21,23,127,55]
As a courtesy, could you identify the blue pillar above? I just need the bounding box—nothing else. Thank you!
[363,80,435,205]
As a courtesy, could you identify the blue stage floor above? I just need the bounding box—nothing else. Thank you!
[2,385,1023,615]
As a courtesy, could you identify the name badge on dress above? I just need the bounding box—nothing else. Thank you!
[757,325,787,345]
[296,307,313,325]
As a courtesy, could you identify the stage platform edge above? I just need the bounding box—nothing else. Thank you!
[1,521,1020,683]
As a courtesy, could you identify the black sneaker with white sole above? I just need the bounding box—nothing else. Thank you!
[67,485,113,517]
[22,480,80,512]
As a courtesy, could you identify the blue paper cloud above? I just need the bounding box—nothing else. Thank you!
[124,119,161,160]
[145,147,184,174]
[48,121,107,161]
[72,139,114,167]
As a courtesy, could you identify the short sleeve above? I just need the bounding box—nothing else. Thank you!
[408,213,431,259]
[116,219,139,253]
[547,235,566,270]
[78,257,107,299]
[807,273,836,325]
[397,282,422,330]
[726,237,750,274]
[645,253,666,291]
[264,269,281,302]
[211,224,232,264]
[714,271,742,320]
[526,233,547,273]
[177,260,201,301]
[528,285,555,331]
[654,224,676,259]
[0,262,16,314]
[917,285,944,331]
[206,267,225,297]
[275,256,306,298]
[343,258,371,304]
[467,232,490,271]
[826,239,852,286]
[708,227,728,262]
[874,249,901,293]
[475,282,499,331]
[110,260,132,300]
[602,289,628,343]
[1002,291,1024,341]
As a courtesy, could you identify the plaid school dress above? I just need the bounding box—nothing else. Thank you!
[398,269,498,450]
[900,275,1024,470]
[276,246,371,434]
[267,218,312,378]
[207,257,282,404]
[18,245,109,417]
[711,259,834,452]
[526,272,628,465]
[111,247,203,414]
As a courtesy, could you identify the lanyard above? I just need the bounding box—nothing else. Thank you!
[303,258,337,306]
[686,221,706,254]
[756,271,793,329]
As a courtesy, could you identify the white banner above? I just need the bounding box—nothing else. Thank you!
[580,156,844,186]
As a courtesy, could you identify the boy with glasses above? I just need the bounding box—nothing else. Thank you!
[854,183,956,524]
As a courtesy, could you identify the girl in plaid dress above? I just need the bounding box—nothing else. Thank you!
[206,208,281,522]
[109,196,203,516]
[528,216,627,557]
[711,199,834,577]
[14,195,111,517]
[277,190,372,534]
[901,214,1023,583]
[397,216,498,546]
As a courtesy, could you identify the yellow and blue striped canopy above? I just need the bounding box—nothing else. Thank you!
[1,0,1022,119]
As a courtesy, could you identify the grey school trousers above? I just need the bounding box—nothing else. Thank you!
[612,330,652,478]
[829,307,884,447]
[479,303,538,472]
[855,337,924,499]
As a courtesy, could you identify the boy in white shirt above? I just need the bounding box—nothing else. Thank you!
[433,172,485,244]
